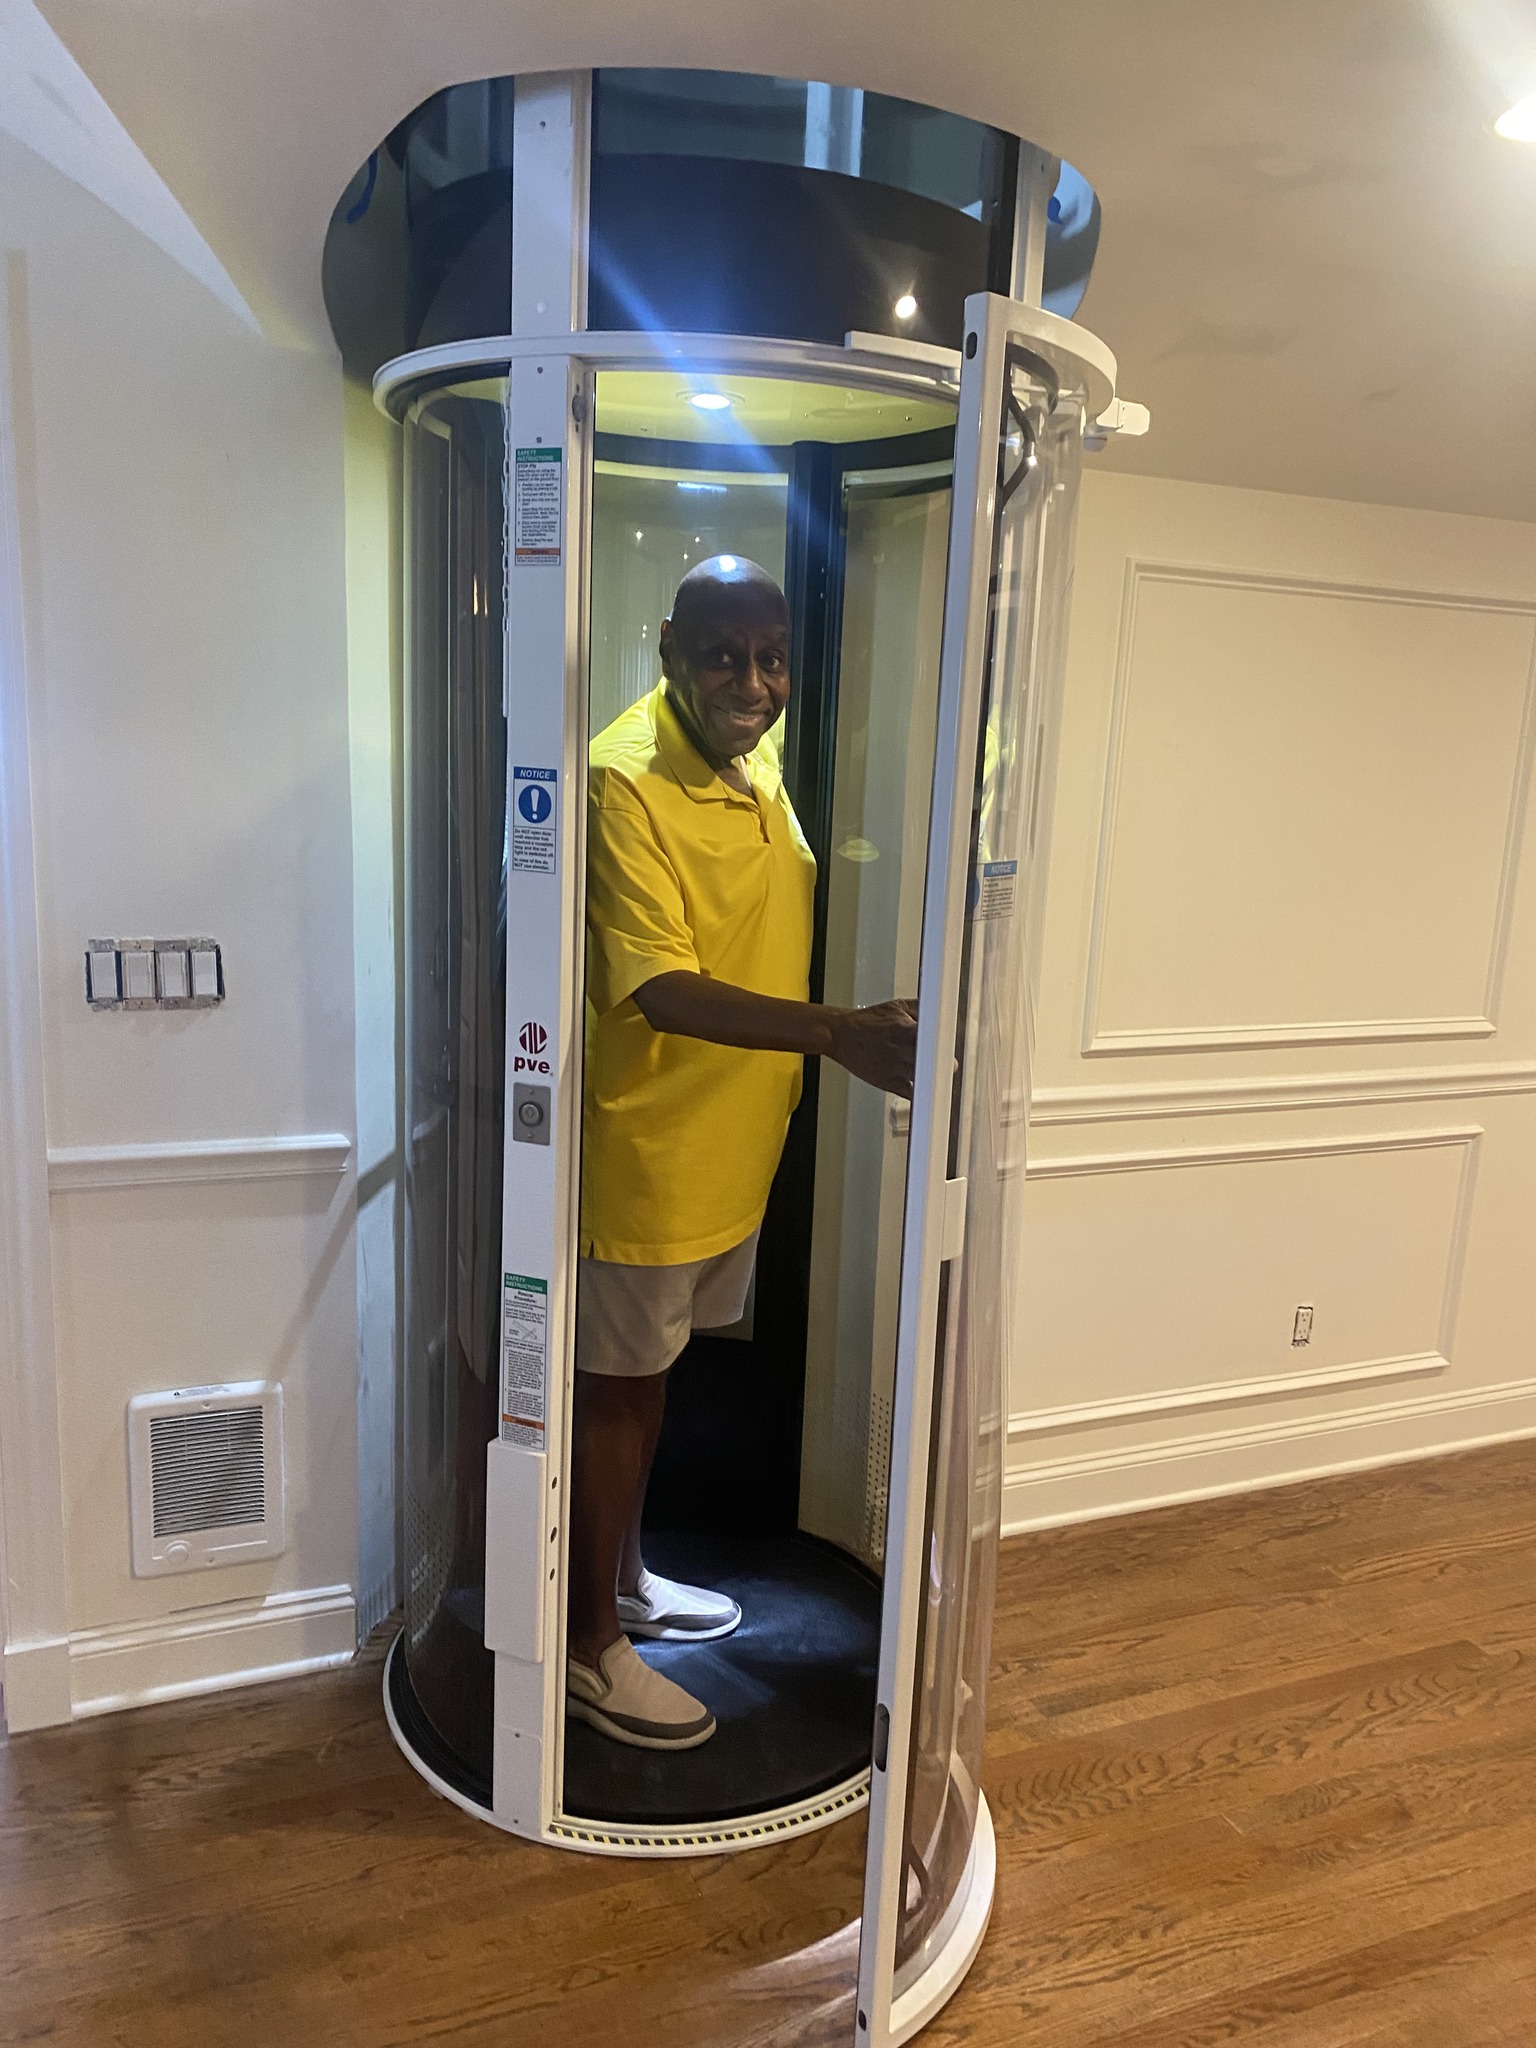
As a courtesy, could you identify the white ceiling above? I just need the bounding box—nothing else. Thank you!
[29,0,1536,522]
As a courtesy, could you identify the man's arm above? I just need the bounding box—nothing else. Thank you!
[632,971,918,1098]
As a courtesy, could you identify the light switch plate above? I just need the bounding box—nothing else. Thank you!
[155,948,190,1000]
[190,946,220,999]
[120,948,154,1002]
[85,948,120,1004]
[85,937,224,1010]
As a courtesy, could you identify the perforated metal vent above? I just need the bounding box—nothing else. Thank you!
[150,1407,265,1535]
[128,1382,284,1576]
[864,1386,894,1566]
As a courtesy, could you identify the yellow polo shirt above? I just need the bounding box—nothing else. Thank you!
[581,683,816,1265]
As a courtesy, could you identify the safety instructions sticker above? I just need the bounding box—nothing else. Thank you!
[511,766,557,874]
[501,1272,548,1447]
[514,446,562,565]
[973,859,1018,922]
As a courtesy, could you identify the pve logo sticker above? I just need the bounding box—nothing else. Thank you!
[515,1020,551,1074]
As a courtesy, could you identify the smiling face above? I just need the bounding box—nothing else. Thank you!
[659,557,791,769]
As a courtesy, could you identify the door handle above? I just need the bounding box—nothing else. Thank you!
[939,1175,968,1263]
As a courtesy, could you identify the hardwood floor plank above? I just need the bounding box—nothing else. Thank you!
[4,1440,1534,2046]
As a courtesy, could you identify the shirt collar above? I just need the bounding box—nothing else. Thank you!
[650,683,783,805]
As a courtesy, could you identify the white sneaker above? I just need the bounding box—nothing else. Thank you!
[566,1637,716,1750]
[618,1567,743,1642]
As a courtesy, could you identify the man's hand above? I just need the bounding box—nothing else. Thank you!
[827,999,918,1099]
[632,972,920,1099]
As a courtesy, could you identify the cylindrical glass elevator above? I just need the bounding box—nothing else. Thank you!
[330,66,1133,2047]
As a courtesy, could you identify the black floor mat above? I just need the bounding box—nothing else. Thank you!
[561,1530,881,1826]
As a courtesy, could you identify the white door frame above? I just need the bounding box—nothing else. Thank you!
[855,289,1116,2045]
[0,252,71,1733]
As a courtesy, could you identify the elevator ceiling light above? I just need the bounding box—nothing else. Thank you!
[1499,93,1536,139]
[1495,92,1536,139]
[688,391,733,411]
[893,292,918,321]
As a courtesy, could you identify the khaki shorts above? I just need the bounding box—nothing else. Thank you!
[575,1229,760,1378]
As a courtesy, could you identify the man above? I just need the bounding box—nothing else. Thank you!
[567,553,917,1750]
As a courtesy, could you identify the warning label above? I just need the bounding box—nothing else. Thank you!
[973,859,1018,922]
[511,766,557,875]
[501,1272,548,1448]
[514,446,562,565]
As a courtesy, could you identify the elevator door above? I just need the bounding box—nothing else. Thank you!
[565,371,958,1829]
[855,299,1090,2044]
[798,461,951,1568]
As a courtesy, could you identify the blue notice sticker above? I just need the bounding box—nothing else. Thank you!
[973,859,1018,921]
[511,766,557,874]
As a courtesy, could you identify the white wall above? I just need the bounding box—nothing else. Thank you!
[0,130,360,1723]
[1007,468,1536,1531]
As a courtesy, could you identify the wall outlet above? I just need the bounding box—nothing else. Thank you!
[1292,1304,1314,1347]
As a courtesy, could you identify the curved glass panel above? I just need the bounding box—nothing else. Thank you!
[563,366,957,1827]
[323,72,1100,377]
[594,70,1011,219]
[800,461,951,1568]
[589,70,1012,350]
[400,376,508,1790]
[895,357,1085,1989]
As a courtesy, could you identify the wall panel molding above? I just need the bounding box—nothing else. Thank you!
[1026,1123,1481,1182]
[1030,1060,1536,1127]
[0,250,71,1732]
[1081,559,1536,1057]
[1019,1124,1481,1446]
[1002,1376,1536,1537]
[1010,1350,1446,1439]
[68,1581,356,1718]
[48,1132,353,1192]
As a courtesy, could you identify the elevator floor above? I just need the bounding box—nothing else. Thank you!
[562,1530,881,1827]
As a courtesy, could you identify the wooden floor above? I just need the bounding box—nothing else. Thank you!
[5,1442,1536,2046]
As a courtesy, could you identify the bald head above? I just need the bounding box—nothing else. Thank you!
[670,554,789,634]
[660,555,792,768]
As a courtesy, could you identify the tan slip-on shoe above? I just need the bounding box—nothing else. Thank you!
[617,1567,742,1642]
[566,1636,716,1750]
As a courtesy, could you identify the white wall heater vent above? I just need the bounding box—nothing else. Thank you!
[128,1381,284,1577]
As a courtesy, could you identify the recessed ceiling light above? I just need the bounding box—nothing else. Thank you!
[893,292,918,321]
[688,391,733,411]
[1495,92,1536,140]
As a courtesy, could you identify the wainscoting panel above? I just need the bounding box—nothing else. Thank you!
[1083,565,1536,1055]
[1013,1127,1478,1432]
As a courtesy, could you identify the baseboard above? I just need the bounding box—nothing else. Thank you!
[2,1633,72,1732]
[69,1583,357,1719]
[1002,1378,1536,1535]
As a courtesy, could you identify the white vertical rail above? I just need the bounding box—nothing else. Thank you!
[488,73,592,1836]
[1010,148,1059,309]
[0,252,71,1732]
[511,72,591,336]
[854,294,1013,2041]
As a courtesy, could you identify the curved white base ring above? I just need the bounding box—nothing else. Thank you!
[382,1634,499,1829]
[383,1633,871,1857]
[887,1794,997,2045]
